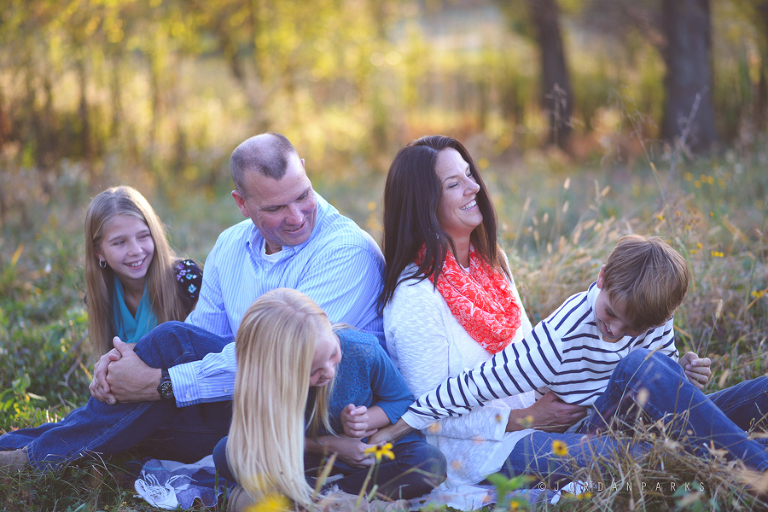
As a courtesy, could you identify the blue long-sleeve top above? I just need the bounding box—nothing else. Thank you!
[308,329,414,436]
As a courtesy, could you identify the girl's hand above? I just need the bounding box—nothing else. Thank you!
[340,404,377,438]
[368,418,413,445]
[680,352,712,390]
[318,435,375,468]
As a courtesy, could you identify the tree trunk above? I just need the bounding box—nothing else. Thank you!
[527,0,573,150]
[76,57,93,162]
[660,0,718,152]
[753,1,768,132]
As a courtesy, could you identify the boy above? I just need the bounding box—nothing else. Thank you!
[374,235,768,474]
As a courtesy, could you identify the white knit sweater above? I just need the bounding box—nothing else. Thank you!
[383,263,536,493]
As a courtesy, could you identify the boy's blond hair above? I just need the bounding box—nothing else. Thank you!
[602,235,689,331]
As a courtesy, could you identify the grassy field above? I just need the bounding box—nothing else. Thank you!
[1,138,768,511]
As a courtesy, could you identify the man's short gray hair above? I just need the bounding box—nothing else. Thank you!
[230,133,297,196]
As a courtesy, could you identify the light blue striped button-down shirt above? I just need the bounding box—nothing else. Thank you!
[168,193,385,406]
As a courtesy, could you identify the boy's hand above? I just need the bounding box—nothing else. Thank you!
[340,404,377,438]
[680,352,711,390]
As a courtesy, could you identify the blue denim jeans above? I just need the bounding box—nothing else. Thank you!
[501,349,768,483]
[213,431,447,500]
[0,322,232,471]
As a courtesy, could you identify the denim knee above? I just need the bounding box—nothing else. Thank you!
[615,348,681,381]
[212,436,236,483]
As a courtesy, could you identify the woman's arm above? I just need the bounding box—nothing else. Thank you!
[385,278,516,441]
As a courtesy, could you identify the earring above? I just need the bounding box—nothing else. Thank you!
[99,259,107,269]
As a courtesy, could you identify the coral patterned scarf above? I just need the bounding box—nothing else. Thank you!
[418,245,521,354]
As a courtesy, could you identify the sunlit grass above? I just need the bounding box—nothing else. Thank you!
[1,138,768,510]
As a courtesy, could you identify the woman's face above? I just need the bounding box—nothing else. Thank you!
[434,148,483,243]
[309,321,342,387]
[96,214,155,288]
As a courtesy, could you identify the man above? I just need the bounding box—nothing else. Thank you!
[0,133,385,470]
[92,132,385,406]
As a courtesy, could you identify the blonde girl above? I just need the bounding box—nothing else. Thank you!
[220,288,445,511]
[84,186,201,356]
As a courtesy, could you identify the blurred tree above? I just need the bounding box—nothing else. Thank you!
[527,0,573,150]
[496,0,575,150]
[580,0,718,152]
[732,0,768,131]
[660,0,718,152]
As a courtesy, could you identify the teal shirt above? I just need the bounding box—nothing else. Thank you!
[112,276,158,345]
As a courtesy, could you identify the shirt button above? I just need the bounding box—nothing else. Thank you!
[186,392,191,399]
[224,389,229,393]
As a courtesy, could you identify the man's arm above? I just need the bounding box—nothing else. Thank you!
[167,342,236,406]
[297,242,384,334]
[184,239,234,339]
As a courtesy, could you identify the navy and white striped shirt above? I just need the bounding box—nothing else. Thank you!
[168,193,385,406]
[401,282,678,429]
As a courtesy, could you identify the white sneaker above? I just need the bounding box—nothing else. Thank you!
[135,473,180,510]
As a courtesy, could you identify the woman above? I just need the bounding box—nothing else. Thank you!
[0,186,203,470]
[215,288,446,511]
[379,136,585,506]
[85,186,202,357]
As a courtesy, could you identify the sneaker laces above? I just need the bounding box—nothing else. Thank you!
[135,472,180,510]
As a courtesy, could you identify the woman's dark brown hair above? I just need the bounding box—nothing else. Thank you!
[379,135,507,310]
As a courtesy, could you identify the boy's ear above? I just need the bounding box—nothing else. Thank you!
[596,265,606,289]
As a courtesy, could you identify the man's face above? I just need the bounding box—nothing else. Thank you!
[232,153,318,254]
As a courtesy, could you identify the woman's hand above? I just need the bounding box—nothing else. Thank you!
[340,404,377,438]
[314,435,375,468]
[507,391,588,433]
[680,352,712,390]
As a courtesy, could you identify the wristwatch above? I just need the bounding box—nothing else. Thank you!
[157,369,174,400]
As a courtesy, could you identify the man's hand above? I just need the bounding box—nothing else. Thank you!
[680,352,712,390]
[314,435,375,468]
[100,337,162,403]
[508,391,588,433]
[90,344,122,404]
[340,404,377,438]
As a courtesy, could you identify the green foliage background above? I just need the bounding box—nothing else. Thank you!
[2,0,768,510]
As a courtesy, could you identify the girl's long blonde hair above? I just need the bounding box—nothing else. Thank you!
[84,186,187,357]
[227,288,334,508]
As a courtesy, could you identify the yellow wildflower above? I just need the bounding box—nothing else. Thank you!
[576,492,593,500]
[244,493,292,512]
[364,442,394,462]
[711,251,724,258]
[752,290,767,300]
[552,440,568,457]
[509,501,520,511]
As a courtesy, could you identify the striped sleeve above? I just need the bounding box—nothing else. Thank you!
[640,317,678,361]
[400,322,560,430]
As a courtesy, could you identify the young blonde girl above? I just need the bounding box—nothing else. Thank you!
[226,288,334,509]
[84,186,201,356]
[220,288,446,511]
